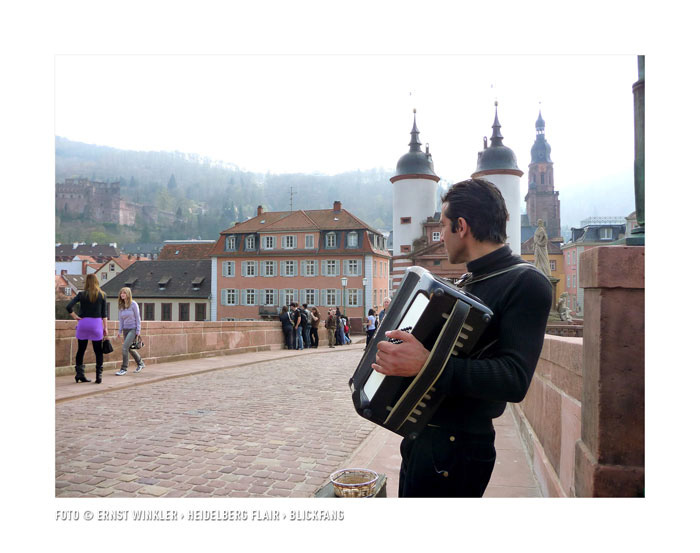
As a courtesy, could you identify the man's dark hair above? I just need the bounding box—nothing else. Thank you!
[302,303,307,309]
[441,178,509,243]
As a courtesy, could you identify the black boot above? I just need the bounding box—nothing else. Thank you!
[74,365,91,383]
[94,366,102,384]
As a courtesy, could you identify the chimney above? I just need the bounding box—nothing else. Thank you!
[333,201,342,212]
[257,205,264,216]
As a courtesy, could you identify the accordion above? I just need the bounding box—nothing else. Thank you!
[349,266,493,439]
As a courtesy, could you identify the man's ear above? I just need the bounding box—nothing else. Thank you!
[457,217,470,238]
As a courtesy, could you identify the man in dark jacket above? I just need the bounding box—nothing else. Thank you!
[371,178,552,497]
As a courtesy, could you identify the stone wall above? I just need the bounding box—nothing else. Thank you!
[512,335,583,497]
[55,319,290,376]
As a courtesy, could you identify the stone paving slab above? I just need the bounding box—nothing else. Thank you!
[56,340,542,498]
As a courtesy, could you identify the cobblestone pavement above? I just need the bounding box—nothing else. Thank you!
[56,348,374,498]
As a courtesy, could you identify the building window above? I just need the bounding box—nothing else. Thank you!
[305,235,314,249]
[567,275,571,287]
[143,303,155,321]
[283,289,295,306]
[179,303,190,321]
[304,289,317,306]
[345,259,361,276]
[109,263,115,271]
[326,289,337,306]
[222,261,235,277]
[323,259,339,276]
[222,289,238,305]
[245,289,256,306]
[195,303,207,321]
[263,236,275,250]
[432,231,441,242]
[263,260,276,277]
[541,173,545,185]
[161,303,172,321]
[600,228,613,240]
[244,261,257,277]
[573,275,577,288]
[263,289,275,306]
[550,260,557,272]
[400,217,411,224]
[283,235,296,249]
[302,260,317,276]
[326,233,337,248]
[101,273,107,281]
[400,245,411,253]
[245,235,256,250]
[225,236,236,251]
[347,289,359,306]
[347,232,358,248]
[283,260,296,277]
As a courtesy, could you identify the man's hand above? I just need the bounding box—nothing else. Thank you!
[371,330,429,377]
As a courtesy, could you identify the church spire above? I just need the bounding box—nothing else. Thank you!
[408,109,422,153]
[536,109,545,135]
[490,101,504,146]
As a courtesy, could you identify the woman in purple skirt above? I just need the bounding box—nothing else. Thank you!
[66,273,108,383]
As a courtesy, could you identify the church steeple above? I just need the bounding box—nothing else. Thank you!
[408,109,422,152]
[490,101,504,146]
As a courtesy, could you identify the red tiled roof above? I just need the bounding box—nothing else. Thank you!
[158,243,214,260]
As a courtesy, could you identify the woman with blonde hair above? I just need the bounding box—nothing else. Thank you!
[115,287,145,375]
[66,273,108,383]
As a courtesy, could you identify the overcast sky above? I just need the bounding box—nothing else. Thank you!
[55,54,638,227]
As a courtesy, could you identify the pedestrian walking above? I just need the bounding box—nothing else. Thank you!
[115,287,145,376]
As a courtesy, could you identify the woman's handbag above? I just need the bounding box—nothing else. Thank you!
[130,336,144,350]
[102,338,114,354]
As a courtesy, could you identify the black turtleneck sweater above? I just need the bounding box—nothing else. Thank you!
[430,245,552,434]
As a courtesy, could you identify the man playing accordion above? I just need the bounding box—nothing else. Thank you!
[371,179,552,497]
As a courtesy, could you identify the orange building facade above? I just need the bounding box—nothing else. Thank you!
[210,202,391,321]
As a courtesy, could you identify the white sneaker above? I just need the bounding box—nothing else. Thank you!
[135,362,145,373]
[115,368,127,376]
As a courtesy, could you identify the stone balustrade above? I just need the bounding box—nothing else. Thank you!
[55,319,289,376]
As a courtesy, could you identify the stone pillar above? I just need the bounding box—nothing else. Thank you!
[574,246,644,496]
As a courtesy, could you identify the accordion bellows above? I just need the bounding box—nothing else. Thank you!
[349,266,493,439]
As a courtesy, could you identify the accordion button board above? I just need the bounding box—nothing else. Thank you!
[349,266,493,439]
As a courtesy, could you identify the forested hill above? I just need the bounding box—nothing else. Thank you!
[55,137,415,242]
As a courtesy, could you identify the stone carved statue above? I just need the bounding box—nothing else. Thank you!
[533,219,551,276]
[557,293,573,322]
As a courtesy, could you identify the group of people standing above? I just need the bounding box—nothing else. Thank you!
[279,303,322,350]
[66,273,145,384]
[278,296,392,350]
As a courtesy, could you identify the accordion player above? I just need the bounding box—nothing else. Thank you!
[349,266,493,440]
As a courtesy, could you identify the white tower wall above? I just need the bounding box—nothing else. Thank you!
[392,178,438,254]
[479,173,522,255]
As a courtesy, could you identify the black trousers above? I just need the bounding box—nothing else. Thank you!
[76,339,103,368]
[399,426,496,497]
[310,327,319,347]
[282,325,294,349]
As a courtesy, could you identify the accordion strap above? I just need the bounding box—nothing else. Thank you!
[456,262,535,288]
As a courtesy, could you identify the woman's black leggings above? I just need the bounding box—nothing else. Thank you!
[76,339,103,368]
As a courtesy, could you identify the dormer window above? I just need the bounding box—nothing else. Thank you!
[326,232,337,248]
[347,232,358,248]
[158,276,171,290]
[600,228,613,240]
[191,276,205,291]
[245,235,256,250]
[225,236,236,251]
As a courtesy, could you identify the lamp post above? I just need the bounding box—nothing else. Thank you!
[340,277,347,317]
[362,277,368,315]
